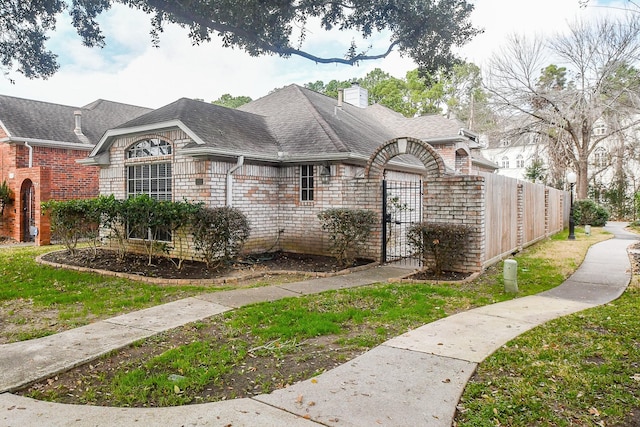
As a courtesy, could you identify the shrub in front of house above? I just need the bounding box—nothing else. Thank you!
[407,222,471,276]
[190,206,251,270]
[572,199,609,227]
[317,208,377,268]
[42,198,102,256]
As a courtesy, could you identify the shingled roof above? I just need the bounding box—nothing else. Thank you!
[114,98,279,157]
[88,84,487,169]
[0,95,151,148]
[238,85,397,160]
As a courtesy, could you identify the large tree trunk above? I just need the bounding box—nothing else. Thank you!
[577,159,589,199]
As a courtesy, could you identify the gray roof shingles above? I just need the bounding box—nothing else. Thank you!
[90,84,487,168]
[0,94,150,145]
[116,98,280,156]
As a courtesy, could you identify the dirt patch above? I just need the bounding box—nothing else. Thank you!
[18,320,367,407]
[13,248,382,406]
[405,269,472,281]
[613,408,640,427]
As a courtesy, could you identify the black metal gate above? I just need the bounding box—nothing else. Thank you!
[382,180,423,264]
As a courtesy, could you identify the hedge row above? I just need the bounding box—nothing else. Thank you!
[42,195,250,270]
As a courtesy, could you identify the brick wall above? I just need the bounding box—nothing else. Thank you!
[423,175,486,273]
[98,130,567,273]
[0,139,96,242]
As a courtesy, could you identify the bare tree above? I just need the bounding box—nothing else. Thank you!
[485,16,640,198]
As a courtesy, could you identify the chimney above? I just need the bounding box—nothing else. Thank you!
[343,83,368,108]
[74,110,83,135]
[73,110,91,144]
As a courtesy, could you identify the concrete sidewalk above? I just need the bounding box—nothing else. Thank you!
[0,222,635,426]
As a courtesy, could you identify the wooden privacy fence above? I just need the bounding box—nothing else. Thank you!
[481,172,568,268]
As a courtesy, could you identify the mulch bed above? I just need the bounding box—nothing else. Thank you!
[40,248,373,280]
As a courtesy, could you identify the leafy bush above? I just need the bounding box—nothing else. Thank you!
[572,199,609,227]
[190,206,250,269]
[317,208,377,267]
[155,200,203,269]
[407,222,471,276]
[0,180,13,215]
[42,199,101,255]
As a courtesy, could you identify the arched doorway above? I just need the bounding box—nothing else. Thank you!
[20,179,36,242]
[364,137,447,263]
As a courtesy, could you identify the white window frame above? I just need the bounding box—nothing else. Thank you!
[593,147,608,168]
[125,138,173,241]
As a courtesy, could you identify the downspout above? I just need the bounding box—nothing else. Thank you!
[226,156,244,206]
[24,142,33,167]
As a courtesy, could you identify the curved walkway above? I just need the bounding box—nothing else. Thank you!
[0,222,635,426]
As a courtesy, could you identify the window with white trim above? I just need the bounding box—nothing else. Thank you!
[127,163,172,201]
[126,138,173,240]
[593,123,607,136]
[516,155,525,168]
[300,165,314,201]
[501,156,510,169]
[593,147,608,168]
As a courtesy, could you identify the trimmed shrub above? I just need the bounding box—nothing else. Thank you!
[317,208,377,267]
[572,199,609,227]
[42,199,101,255]
[407,222,471,276]
[190,206,250,269]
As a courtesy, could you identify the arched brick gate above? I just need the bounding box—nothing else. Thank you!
[364,137,447,263]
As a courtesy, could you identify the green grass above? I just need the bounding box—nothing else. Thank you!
[22,227,615,407]
[0,245,214,342]
[456,286,640,426]
[15,226,635,422]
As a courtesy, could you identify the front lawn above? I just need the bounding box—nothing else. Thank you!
[18,226,630,419]
[0,245,217,343]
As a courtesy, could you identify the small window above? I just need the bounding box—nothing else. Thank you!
[593,123,607,136]
[301,165,314,201]
[501,156,510,169]
[516,155,525,168]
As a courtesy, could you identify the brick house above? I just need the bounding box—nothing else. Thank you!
[0,95,151,244]
[82,84,498,270]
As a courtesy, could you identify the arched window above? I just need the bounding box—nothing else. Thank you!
[126,138,172,201]
[127,138,172,158]
[593,147,608,168]
[501,156,510,169]
[516,155,525,168]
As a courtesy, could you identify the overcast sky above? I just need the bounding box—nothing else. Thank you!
[0,0,628,109]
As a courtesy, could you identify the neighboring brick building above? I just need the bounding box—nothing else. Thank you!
[82,84,498,270]
[0,95,151,244]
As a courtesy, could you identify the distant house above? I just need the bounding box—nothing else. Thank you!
[81,84,498,268]
[482,118,640,196]
[0,95,151,244]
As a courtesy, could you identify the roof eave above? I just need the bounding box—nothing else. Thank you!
[472,157,500,170]
[1,136,94,151]
[77,152,110,166]
[423,136,468,145]
[181,147,371,164]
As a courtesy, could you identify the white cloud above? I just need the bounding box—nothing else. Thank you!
[0,0,631,108]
